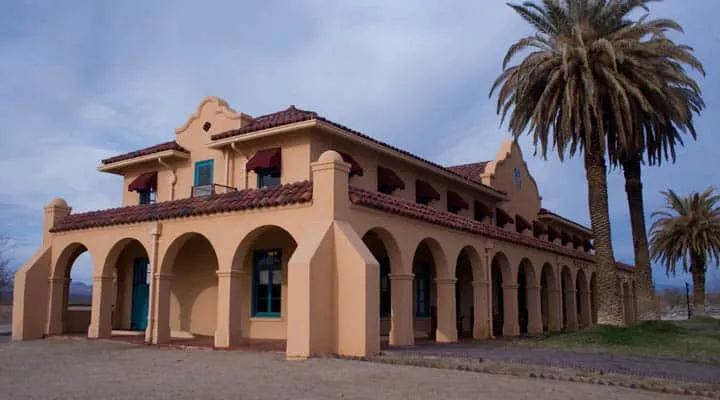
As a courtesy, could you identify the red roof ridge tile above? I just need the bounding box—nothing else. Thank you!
[102,141,189,165]
[50,180,313,232]
[538,207,592,233]
[348,185,595,262]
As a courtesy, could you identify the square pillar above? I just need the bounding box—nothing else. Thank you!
[547,289,563,332]
[434,277,457,343]
[502,283,520,336]
[88,275,114,339]
[472,280,489,339]
[579,289,592,328]
[152,273,173,344]
[214,270,246,348]
[389,273,414,346]
[564,287,578,331]
[46,277,67,335]
[526,285,543,335]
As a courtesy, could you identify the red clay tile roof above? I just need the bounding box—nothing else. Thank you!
[49,181,313,232]
[101,141,190,165]
[348,186,595,262]
[445,161,491,184]
[616,262,636,272]
[210,106,506,198]
[538,208,592,233]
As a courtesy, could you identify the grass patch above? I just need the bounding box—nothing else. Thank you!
[516,318,720,364]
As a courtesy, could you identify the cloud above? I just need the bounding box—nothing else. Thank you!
[1,0,718,290]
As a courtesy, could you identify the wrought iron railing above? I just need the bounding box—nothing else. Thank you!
[191,183,237,197]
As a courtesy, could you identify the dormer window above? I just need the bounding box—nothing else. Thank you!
[139,188,157,205]
[246,147,282,189]
[416,179,440,206]
[377,166,405,195]
[447,190,469,214]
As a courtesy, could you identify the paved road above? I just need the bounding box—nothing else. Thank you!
[0,339,696,400]
[389,343,720,384]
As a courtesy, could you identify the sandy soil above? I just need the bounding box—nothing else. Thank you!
[0,339,704,400]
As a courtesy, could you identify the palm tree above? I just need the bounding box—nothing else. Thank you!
[489,0,703,325]
[649,188,720,317]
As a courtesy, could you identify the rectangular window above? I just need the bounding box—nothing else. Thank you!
[252,249,282,317]
[379,257,391,317]
[415,263,430,317]
[194,160,214,187]
[257,167,281,188]
[139,189,156,205]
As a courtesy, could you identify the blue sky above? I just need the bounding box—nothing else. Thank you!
[1,1,718,290]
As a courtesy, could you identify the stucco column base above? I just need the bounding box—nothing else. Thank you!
[502,284,520,337]
[152,273,173,345]
[547,289,563,332]
[88,275,114,339]
[526,285,543,335]
[472,280,489,339]
[46,277,68,336]
[564,289,578,332]
[389,273,414,347]
[435,277,457,343]
[214,270,246,348]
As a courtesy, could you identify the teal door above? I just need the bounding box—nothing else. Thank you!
[131,257,150,331]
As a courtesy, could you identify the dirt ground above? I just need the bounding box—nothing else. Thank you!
[0,338,706,400]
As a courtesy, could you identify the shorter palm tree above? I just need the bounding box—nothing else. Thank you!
[649,187,720,316]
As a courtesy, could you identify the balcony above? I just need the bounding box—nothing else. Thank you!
[191,183,238,197]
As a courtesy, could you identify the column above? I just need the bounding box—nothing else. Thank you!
[46,277,68,335]
[579,289,592,328]
[472,280,489,339]
[152,273,173,344]
[564,287,578,331]
[214,270,246,348]
[547,289,563,332]
[526,284,543,335]
[502,283,520,337]
[435,277,457,343]
[88,275,114,339]
[389,273,414,346]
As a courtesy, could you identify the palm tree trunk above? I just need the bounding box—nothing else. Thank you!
[691,254,707,317]
[622,156,657,321]
[584,146,624,326]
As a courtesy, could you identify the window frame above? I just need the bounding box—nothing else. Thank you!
[138,188,156,205]
[252,248,283,318]
[194,159,214,187]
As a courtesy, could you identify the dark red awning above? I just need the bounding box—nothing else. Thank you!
[515,214,532,233]
[246,147,282,171]
[547,226,560,242]
[377,166,405,191]
[447,191,469,210]
[496,208,514,227]
[561,231,572,245]
[532,220,547,237]
[337,151,364,177]
[416,180,440,201]
[474,201,493,219]
[128,171,157,192]
[572,235,583,248]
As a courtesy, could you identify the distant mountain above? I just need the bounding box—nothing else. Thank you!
[69,281,93,296]
[0,282,93,305]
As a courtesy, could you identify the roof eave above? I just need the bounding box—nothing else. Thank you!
[97,150,191,175]
[206,120,319,149]
[537,213,592,236]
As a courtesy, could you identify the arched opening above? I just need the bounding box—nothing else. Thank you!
[575,269,588,329]
[517,259,537,336]
[361,228,400,337]
[161,233,219,339]
[103,238,151,332]
[231,225,298,340]
[540,263,556,332]
[491,252,512,337]
[455,247,475,339]
[561,266,573,331]
[51,243,93,334]
[590,273,598,324]
[411,239,447,340]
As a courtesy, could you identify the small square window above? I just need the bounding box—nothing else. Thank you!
[139,189,156,205]
[202,121,212,132]
[257,168,281,188]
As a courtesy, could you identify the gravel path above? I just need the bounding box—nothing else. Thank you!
[0,339,698,400]
[389,343,720,384]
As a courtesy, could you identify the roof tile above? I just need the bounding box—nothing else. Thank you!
[102,141,189,165]
[445,161,490,184]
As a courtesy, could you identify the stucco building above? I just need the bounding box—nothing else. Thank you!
[12,96,637,359]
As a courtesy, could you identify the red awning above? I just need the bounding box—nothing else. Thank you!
[416,180,440,201]
[474,201,493,219]
[572,235,583,248]
[246,147,282,171]
[496,208,514,227]
[515,214,532,233]
[128,171,157,192]
[377,166,405,191]
[561,231,572,245]
[337,151,364,177]
[447,190,469,210]
[532,220,547,237]
[547,226,560,242]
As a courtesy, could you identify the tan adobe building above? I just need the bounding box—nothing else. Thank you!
[12,96,637,359]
